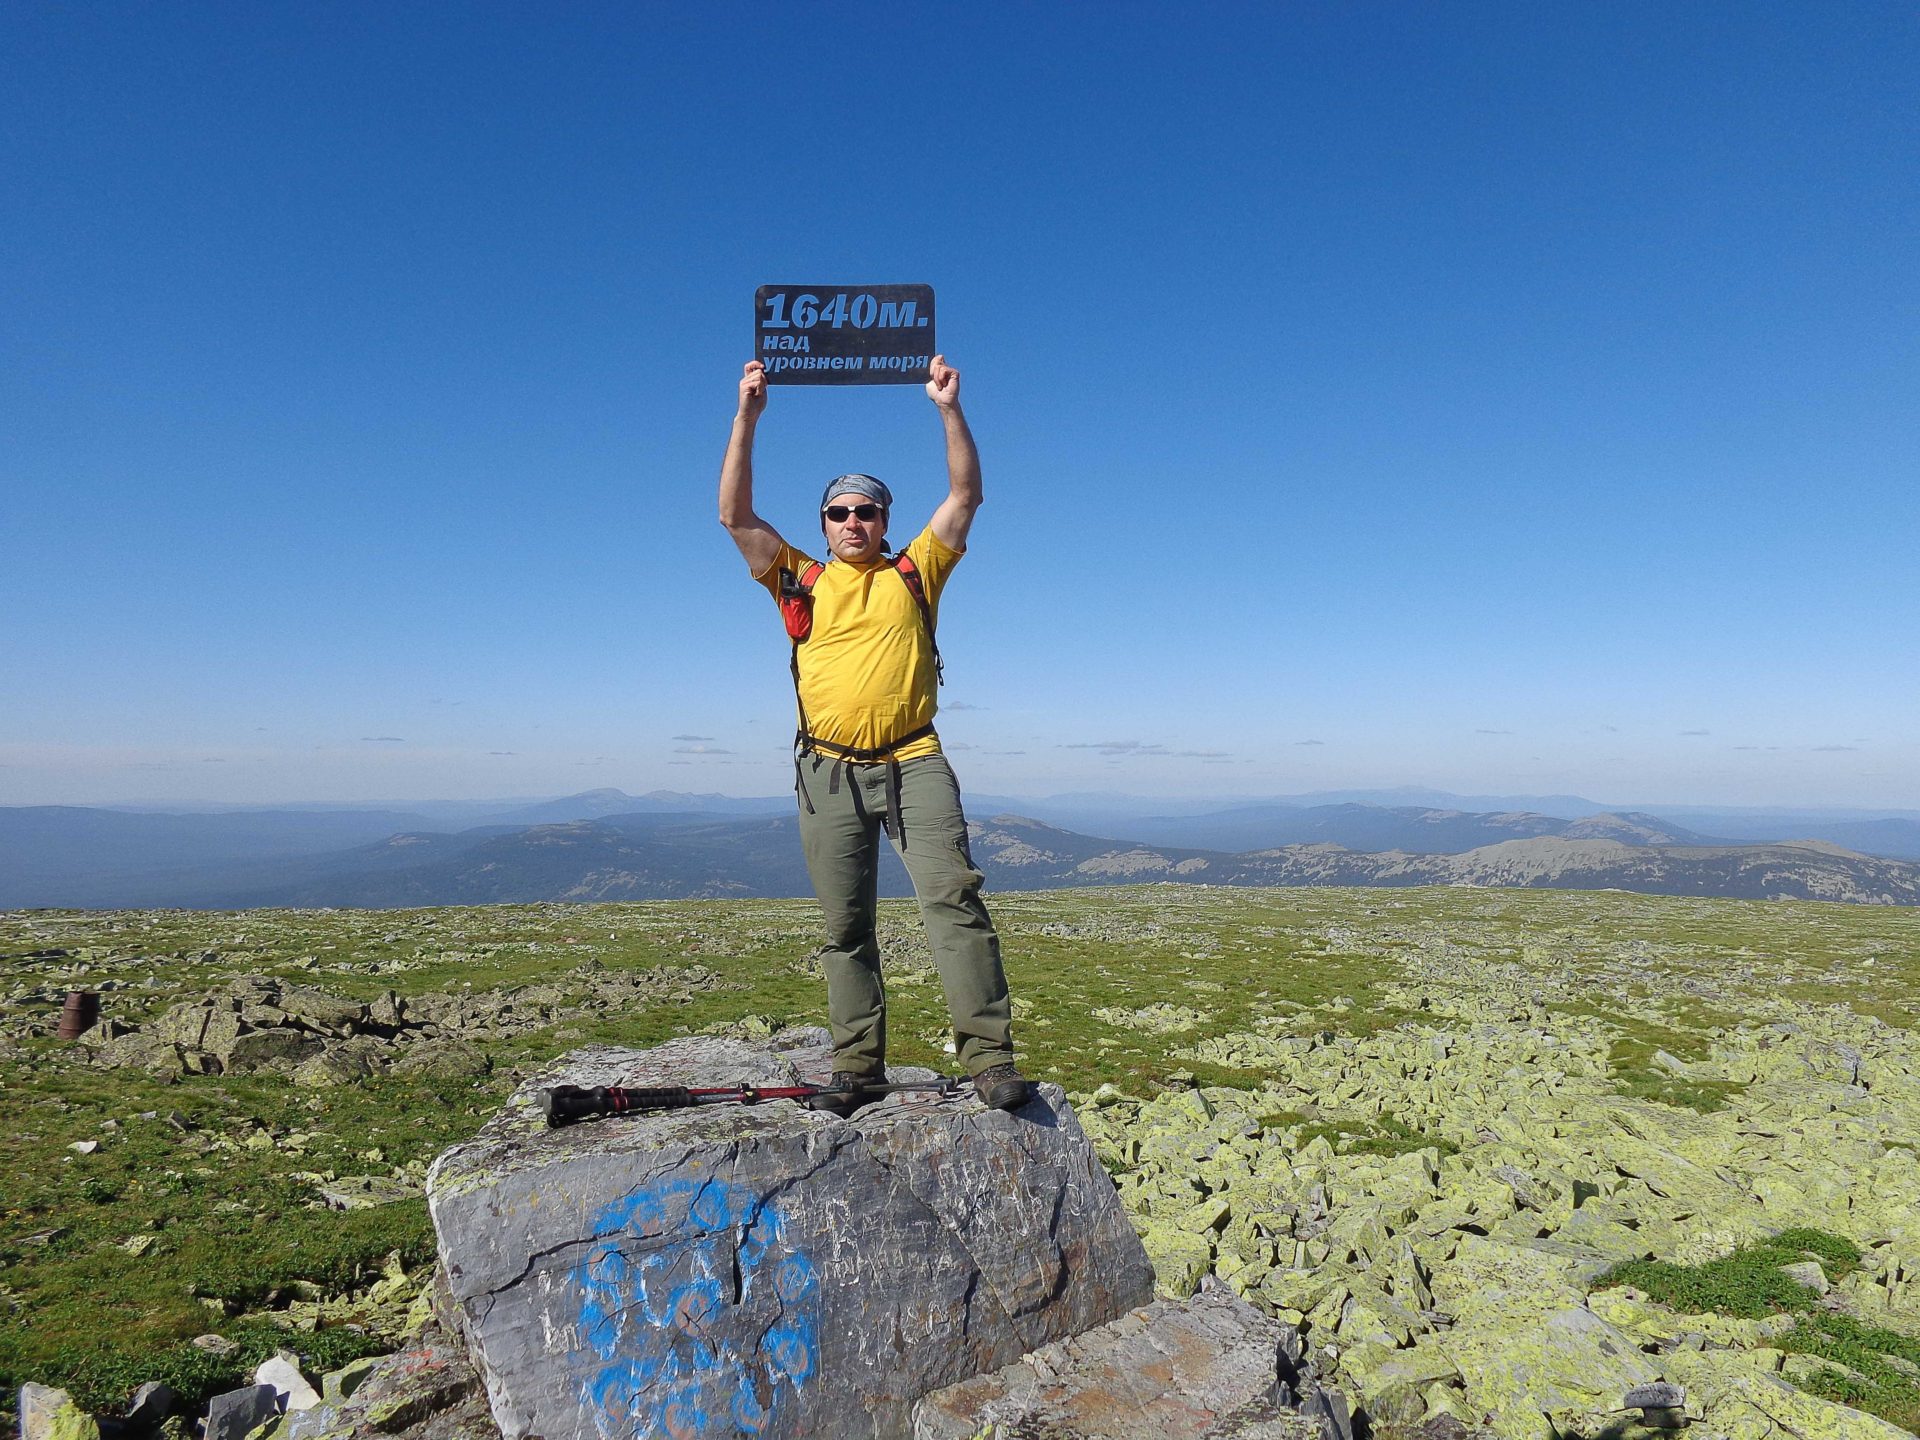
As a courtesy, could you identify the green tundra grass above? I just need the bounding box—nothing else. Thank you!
[3,886,1917,1434]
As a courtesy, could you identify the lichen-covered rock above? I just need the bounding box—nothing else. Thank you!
[321,1357,384,1404]
[911,1288,1326,1440]
[18,1386,79,1440]
[1340,1344,1463,1429]
[314,1176,420,1211]
[90,1029,187,1076]
[263,1334,486,1440]
[1440,1302,1662,1440]
[223,1028,325,1074]
[390,1040,489,1078]
[44,1402,100,1440]
[1662,1349,1915,1440]
[1584,1285,1789,1352]
[278,987,369,1033]
[1073,997,1920,1435]
[427,1032,1154,1440]
[1139,1220,1215,1299]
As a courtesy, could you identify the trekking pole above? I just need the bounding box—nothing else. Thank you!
[541,1077,961,1127]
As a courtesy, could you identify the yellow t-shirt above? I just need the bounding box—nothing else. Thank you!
[754,524,961,762]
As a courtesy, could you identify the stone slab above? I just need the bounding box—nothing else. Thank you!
[427,1033,1155,1440]
[124,1383,178,1430]
[911,1288,1326,1439]
[18,1385,73,1440]
[203,1385,279,1440]
[256,1354,322,1413]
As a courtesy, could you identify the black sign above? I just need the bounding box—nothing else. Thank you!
[755,284,936,385]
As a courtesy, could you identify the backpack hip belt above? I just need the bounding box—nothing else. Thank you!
[793,725,937,844]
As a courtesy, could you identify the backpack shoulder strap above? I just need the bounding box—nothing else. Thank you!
[887,553,944,684]
[889,552,924,595]
[781,560,825,596]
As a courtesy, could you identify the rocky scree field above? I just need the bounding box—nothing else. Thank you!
[2,886,1917,1439]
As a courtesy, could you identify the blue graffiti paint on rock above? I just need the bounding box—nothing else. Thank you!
[571,1177,822,1438]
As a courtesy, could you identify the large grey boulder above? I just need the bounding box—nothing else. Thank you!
[911,1288,1328,1440]
[426,1031,1154,1440]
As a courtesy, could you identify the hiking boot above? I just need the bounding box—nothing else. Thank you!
[805,1069,886,1118]
[972,1062,1032,1111]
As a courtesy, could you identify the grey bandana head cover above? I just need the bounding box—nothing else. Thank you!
[820,474,893,512]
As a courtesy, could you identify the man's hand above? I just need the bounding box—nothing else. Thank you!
[738,360,768,422]
[925,354,960,409]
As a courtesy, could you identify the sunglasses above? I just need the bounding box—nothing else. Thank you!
[823,504,884,522]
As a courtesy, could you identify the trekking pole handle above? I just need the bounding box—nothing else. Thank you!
[541,1076,965,1127]
[541,1084,692,1126]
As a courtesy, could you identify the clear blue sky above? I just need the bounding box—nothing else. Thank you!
[6,3,1916,810]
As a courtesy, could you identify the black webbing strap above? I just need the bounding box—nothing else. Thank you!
[791,724,937,844]
[885,755,903,844]
[790,642,816,814]
[793,747,814,815]
[796,723,936,765]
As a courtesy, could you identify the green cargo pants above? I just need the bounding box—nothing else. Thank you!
[795,750,1015,1079]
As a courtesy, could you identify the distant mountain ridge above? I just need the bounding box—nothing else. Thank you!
[6,801,1917,909]
[1099,803,1727,855]
[965,817,1920,905]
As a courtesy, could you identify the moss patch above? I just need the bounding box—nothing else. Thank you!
[1597,1229,1862,1318]
[1780,1312,1920,1432]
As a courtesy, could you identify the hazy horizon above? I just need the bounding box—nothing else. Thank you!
[8,780,1919,823]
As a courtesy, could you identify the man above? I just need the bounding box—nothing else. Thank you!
[718,354,1031,1115]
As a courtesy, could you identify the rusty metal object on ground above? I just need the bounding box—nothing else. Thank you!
[57,990,100,1040]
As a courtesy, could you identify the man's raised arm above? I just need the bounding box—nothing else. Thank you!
[926,355,981,552]
[718,360,785,575]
